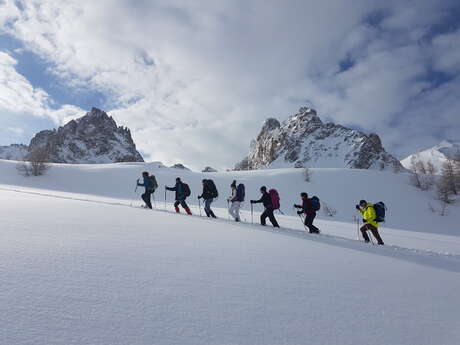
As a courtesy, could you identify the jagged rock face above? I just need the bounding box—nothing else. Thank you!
[0,144,29,161]
[170,163,191,171]
[202,166,217,173]
[235,107,403,170]
[29,108,144,163]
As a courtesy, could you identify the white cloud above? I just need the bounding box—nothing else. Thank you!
[0,51,83,125]
[0,0,459,168]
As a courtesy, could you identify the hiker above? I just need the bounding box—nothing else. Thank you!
[137,171,158,209]
[356,200,384,245]
[198,179,217,218]
[250,186,280,228]
[227,180,244,222]
[294,192,320,234]
[166,177,192,215]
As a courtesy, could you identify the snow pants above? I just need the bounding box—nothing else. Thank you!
[229,201,241,221]
[204,198,216,218]
[175,200,192,215]
[360,223,384,245]
[142,190,153,209]
[304,213,320,233]
[261,208,280,228]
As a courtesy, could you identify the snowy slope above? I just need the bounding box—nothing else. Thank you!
[1,188,460,345]
[401,140,460,172]
[0,159,458,237]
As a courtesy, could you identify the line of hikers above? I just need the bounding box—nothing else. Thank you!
[136,171,385,245]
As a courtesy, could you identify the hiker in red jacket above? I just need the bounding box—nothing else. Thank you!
[294,192,320,234]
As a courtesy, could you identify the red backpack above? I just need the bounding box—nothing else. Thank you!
[269,189,280,210]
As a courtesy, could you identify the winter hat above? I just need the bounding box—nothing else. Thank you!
[359,200,367,206]
[260,186,267,192]
[231,180,237,188]
[301,192,308,198]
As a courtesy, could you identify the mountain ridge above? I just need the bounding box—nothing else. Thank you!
[235,107,403,171]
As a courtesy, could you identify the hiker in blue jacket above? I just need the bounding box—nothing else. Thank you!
[166,177,192,215]
[137,171,156,209]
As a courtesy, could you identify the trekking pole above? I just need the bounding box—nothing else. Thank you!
[164,187,167,210]
[298,213,308,232]
[130,181,138,207]
[356,216,360,241]
[153,192,157,209]
[227,200,230,221]
[251,203,254,224]
[198,198,202,217]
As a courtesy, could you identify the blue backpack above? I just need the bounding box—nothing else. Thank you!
[311,196,321,211]
[373,202,386,222]
[236,184,245,202]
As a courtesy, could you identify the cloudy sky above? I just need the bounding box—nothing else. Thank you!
[1,0,459,170]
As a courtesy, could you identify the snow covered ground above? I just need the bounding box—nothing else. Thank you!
[1,160,460,344]
[1,189,460,345]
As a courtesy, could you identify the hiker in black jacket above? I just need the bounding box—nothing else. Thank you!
[250,186,280,228]
[198,179,217,218]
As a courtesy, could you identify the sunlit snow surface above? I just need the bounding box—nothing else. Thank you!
[1,160,459,345]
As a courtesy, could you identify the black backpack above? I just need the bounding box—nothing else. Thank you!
[207,179,218,198]
[236,183,245,202]
[183,183,191,197]
[149,175,158,191]
[373,202,386,222]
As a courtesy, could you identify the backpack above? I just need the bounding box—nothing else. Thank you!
[269,189,280,210]
[207,179,218,198]
[149,175,158,191]
[183,183,191,197]
[236,183,245,202]
[311,196,321,211]
[373,202,386,222]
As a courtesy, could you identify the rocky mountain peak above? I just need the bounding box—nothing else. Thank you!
[235,107,403,171]
[27,108,144,164]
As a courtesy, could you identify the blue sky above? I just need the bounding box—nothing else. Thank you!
[1,0,459,169]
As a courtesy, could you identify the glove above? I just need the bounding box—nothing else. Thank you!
[137,178,140,183]
[363,219,367,223]
[250,200,255,204]
[293,204,298,208]
[355,205,360,210]
[198,195,201,199]
[297,210,303,215]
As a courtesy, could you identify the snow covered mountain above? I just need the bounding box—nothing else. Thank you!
[27,107,144,163]
[235,107,403,170]
[401,140,460,172]
[0,144,28,160]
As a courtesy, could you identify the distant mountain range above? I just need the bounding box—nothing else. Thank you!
[401,140,460,172]
[0,108,144,164]
[235,107,403,171]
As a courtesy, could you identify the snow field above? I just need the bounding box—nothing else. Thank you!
[1,190,460,345]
